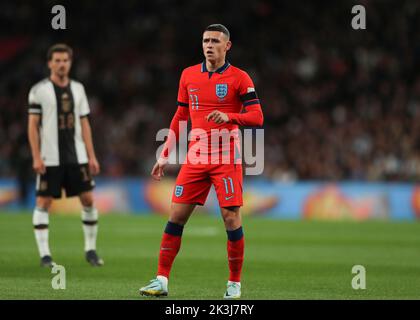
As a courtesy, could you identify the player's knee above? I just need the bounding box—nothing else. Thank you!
[79,192,94,207]
[36,197,52,210]
[221,207,241,228]
[81,198,94,207]
[169,215,188,225]
[222,214,238,228]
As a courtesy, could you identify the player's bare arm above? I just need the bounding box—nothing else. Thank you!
[81,117,100,175]
[28,114,45,174]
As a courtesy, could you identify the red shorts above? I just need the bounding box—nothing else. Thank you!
[172,163,243,207]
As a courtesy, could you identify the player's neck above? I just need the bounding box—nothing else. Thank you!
[50,74,69,88]
[206,59,226,72]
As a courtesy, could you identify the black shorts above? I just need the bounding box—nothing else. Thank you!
[36,164,95,199]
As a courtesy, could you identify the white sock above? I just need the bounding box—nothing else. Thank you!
[33,207,51,257]
[157,275,168,290]
[81,206,98,252]
[228,280,241,287]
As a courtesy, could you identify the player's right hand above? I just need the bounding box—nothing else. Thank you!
[33,158,46,174]
[151,161,166,181]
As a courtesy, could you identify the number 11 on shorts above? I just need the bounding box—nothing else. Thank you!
[223,177,234,195]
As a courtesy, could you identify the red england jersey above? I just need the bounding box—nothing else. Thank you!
[161,61,263,163]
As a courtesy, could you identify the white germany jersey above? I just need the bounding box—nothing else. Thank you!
[28,78,90,166]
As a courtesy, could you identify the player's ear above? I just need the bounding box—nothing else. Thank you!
[226,41,232,52]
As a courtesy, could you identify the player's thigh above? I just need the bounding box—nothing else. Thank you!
[172,164,212,206]
[64,164,95,197]
[210,164,243,208]
[169,202,196,225]
[35,166,63,199]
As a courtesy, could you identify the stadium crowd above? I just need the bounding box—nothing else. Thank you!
[0,0,419,181]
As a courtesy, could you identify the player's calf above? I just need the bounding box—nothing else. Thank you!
[81,206,103,266]
[33,206,54,267]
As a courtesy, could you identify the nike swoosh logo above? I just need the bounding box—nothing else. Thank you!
[189,88,199,92]
[228,257,242,261]
[148,285,160,289]
[225,196,234,200]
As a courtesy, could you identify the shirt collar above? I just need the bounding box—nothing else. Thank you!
[201,61,230,74]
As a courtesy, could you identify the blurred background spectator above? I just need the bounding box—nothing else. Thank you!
[0,0,419,182]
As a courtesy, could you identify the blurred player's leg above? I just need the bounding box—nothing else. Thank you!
[140,202,195,297]
[221,206,243,299]
[79,191,103,266]
[33,197,54,267]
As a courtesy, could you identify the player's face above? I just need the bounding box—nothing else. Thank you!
[48,52,72,78]
[202,31,231,63]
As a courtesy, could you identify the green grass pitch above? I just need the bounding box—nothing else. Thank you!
[0,212,420,299]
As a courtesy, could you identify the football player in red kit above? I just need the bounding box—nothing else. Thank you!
[140,24,263,299]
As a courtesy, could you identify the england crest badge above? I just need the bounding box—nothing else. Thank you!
[174,185,184,197]
[216,84,228,99]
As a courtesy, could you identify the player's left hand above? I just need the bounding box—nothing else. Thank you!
[89,157,100,175]
[206,110,230,124]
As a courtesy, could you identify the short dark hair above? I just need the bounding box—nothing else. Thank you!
[204,24,230,39]
[47,43,73,61]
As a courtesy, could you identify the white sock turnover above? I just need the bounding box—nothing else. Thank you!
[81,206,98,252]
[33,207,51,257]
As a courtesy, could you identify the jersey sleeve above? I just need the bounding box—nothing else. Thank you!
[28,86,42,115]
[238,71,261,108]
[79,84,90,117]
[226,71,264,126]
[176,69,189,107]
